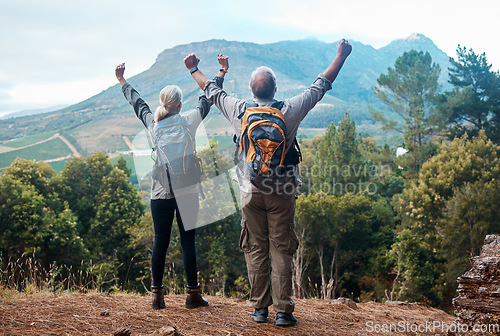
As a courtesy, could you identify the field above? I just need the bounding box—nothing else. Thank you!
[0,137,72,170]
[1,131,58,149]
[0,109,330,175]
[0,292,457,336]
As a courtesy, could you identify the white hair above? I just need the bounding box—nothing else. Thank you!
[155,85,183,123]
[249,66,277,100]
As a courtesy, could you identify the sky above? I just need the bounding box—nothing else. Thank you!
[1,0,499,117]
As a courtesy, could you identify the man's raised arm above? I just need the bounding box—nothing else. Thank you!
[284,39,352,131]
[323,39,352,82]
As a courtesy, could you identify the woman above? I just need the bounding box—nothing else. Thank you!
[115,61,226,309]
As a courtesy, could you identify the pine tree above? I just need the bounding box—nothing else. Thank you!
[435,46,500,144]
[371,50,440,176]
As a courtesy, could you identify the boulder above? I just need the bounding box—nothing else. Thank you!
[452,235,500,330]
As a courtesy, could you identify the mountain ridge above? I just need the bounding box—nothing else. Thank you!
[0,34,453,154]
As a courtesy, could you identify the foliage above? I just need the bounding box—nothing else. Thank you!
[0,153,146,291]
[371,50,441,176]
[434,45,500,144]
[193,141,245,296]
[312,113,365,195]
[0,159,86,269]
[294,193,395,301]
[391,131,500,306]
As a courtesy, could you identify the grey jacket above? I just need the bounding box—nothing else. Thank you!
[122,82,212,199]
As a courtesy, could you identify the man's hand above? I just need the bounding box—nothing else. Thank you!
[217,54,229,72]
[115,63,127,86]
[322,38,352,82]
[184,53,200,71]
[337,39,352,59]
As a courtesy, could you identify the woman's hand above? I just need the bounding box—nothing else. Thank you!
[115,63,127,86]
[217,54,229,72]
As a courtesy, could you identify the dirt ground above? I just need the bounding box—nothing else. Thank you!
[0,292,458,335]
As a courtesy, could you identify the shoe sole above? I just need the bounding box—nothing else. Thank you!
[251,317,268,323]
[152,306,166,310]
[186,302,209,309]
[276,320,297,327]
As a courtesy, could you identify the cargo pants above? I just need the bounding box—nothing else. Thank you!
[239,191,299,314]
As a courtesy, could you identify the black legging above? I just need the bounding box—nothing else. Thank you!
[150,193,199,288]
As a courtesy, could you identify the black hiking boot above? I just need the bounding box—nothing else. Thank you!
[151,285,166,310]
[185,284,209,309]
[275,312,297,327]
[251,308,269,323]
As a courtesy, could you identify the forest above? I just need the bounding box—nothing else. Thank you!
[1,45,499,312]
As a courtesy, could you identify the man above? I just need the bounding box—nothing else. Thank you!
[184,39,352,327]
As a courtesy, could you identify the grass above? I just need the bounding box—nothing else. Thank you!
[71,117,141,154]
[0,138,72,169]
[0,253,135,296]
[48,160,70,173]
[1,131,58,148]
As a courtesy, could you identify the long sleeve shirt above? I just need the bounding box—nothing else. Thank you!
[122,82,211,199]
[203,74,333,193]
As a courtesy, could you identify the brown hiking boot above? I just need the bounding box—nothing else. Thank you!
[185,284,209,309]
[152,285,166,310]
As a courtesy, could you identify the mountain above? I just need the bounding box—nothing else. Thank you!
[0,104,70,120]
[0,34,452,153]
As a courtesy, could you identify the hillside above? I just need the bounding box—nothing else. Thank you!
[0,292,457,335]
[0,33,452,169]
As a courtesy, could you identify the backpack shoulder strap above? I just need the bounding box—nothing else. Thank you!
[271,101,284,110]
[237,102,258,120]
[237,100,284,119]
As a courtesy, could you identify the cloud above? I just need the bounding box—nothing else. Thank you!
[1,0,499,116]
[9,76,115,104]
[265,0,500,68]
[0,76,116,117]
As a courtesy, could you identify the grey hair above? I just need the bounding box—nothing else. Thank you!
[249,66,277,100]
[155,85,183,123]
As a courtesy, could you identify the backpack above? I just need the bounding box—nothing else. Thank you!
[151,113,202,194]
[234,101,301,192]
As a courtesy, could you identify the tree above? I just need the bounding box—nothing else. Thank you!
[372,50,441,175]
[59,152,143,257]
[312,113,365,195]
[89,167,144,260]
[294,193,392,300]
[435,46,500,143]
[194,141,245,296]
[56,152,145,291]
[391,130,500,307]
[0,159,86,268]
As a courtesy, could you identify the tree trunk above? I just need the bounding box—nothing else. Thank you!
[329,239,341,299]
[316,245,326,300]
[292,226,309,299]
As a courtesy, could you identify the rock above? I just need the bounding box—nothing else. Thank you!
[113,328,131,336]
[332,297,357,309]
[151,326,184,336]
[452,234,500,330]
[384,300,409,305]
